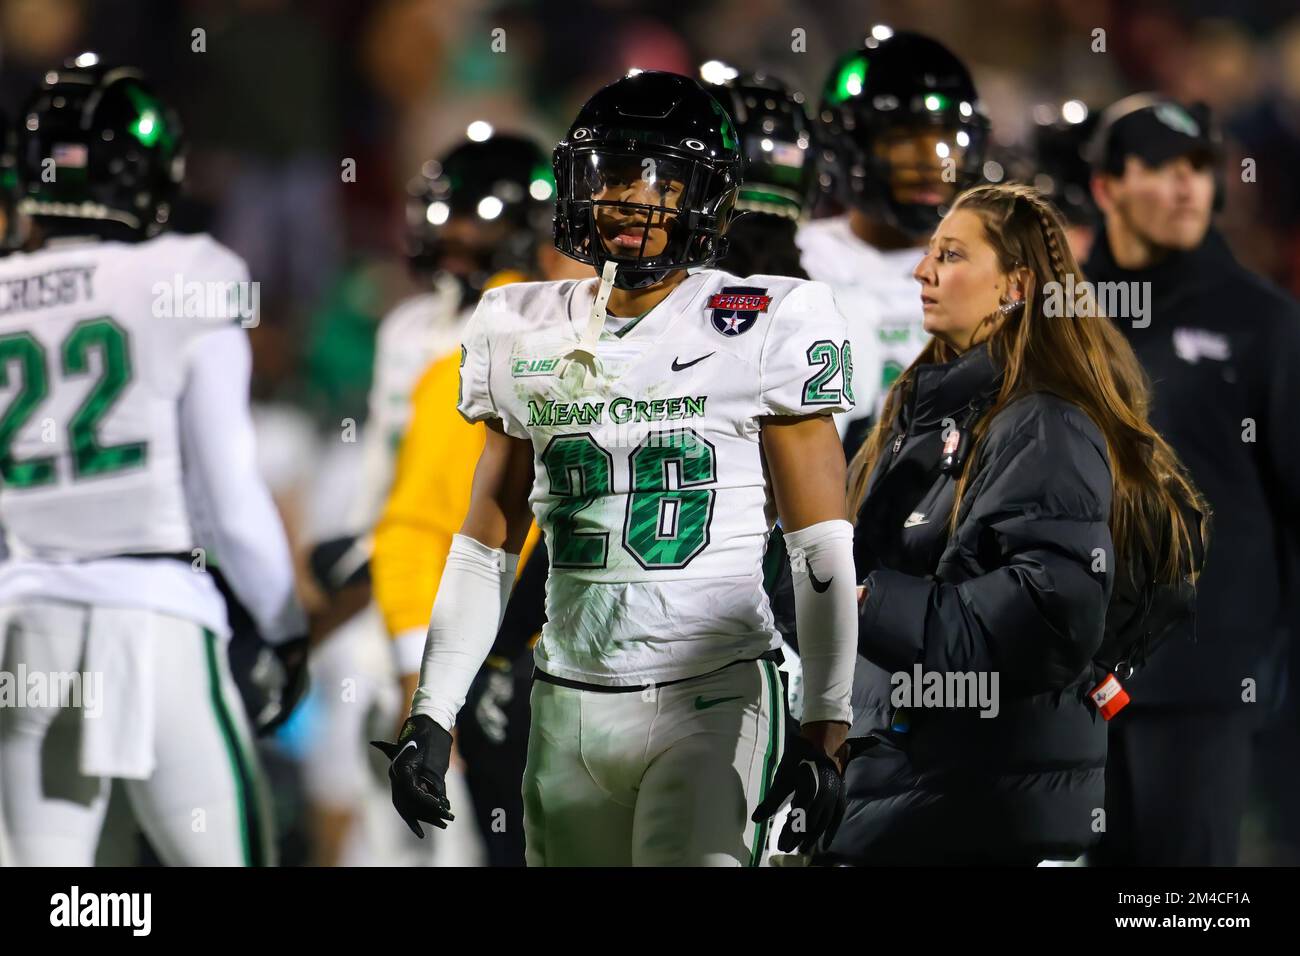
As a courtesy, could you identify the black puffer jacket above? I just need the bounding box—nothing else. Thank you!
[827,343,1115,864]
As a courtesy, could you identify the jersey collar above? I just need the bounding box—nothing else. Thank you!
[565,270,712,347]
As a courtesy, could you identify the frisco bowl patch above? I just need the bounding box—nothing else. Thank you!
[708,286,771,336]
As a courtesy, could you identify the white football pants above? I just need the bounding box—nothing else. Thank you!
[0,600,274,866]
[522,657,784,866]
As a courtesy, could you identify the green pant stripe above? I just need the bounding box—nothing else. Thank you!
[748,659,783,867]
[203,630,262,867]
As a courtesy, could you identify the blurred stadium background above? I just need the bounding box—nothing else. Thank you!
[1,0,1297,865]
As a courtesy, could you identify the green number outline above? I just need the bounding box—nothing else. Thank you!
[62,317,147,479]
[0,332,56,487]
[802,340,842,405]
[0,318,146,489]
[541,431,613,569]
[622,427,717,570]
[840,339,855,405]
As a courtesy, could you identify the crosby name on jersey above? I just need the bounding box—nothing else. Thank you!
[458,270,853,687]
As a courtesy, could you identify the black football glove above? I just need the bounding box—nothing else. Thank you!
[229,633,310,736]
[752,733,848,855]
[307,534,371,595]
[370,715,455,838]
[268,637,310,732]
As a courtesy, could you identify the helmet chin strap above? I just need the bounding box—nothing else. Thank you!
[612,262,671,289]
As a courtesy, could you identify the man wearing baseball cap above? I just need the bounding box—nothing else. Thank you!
[1085,94,1300,866]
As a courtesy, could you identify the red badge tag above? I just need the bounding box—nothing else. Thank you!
[706,292,771,312]
[1089,673,1131,720]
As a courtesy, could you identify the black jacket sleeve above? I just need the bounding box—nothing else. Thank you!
[1257,303,1300,549]
[857,401,1114,693]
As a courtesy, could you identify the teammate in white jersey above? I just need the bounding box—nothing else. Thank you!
[373,71,859,866]
[0,62,305,866]
[348,135,561,536]
[798,32,991,454]
[306,133,562,867]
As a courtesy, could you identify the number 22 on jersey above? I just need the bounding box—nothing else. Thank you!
[0,317,146,488]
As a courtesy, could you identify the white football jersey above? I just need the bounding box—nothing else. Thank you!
[0,233,304,642]
[0,234,235,557]
[459,270,853,686]
[797,214,927,425]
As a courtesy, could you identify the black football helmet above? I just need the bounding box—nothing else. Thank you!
[709,69,816,220]
[405,133,553,299]
[1030,104,1099,227]
[553,70,742,289]
[18,58,184,240]
[818,32,989,237]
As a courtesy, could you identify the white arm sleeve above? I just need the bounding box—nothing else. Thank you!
[393,534,520,677]
[180,324,307,645]
[784,519,857,725]
[410,533,519,731]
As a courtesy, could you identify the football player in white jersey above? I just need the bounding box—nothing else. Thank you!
[347,134,560,539]
[797,32,990,455]
[307,135,560,626]
[305,133,560,867]
[373,71,859,866]
[0,62,305,866]
[710,69,824,862]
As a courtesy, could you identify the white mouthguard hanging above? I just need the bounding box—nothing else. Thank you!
[565,259,618,374]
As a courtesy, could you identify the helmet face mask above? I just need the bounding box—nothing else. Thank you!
[557,146,735,287]
[553,71,742,290]
[853,121,986,234]
[820,35,989,238]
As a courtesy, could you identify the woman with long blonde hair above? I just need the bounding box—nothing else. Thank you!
[824,182,1206,865]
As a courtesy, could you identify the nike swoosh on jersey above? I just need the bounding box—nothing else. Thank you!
[694,695,744,710]
[808,567,833,593]
[671,352,715,371]
[903,511,928,528]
